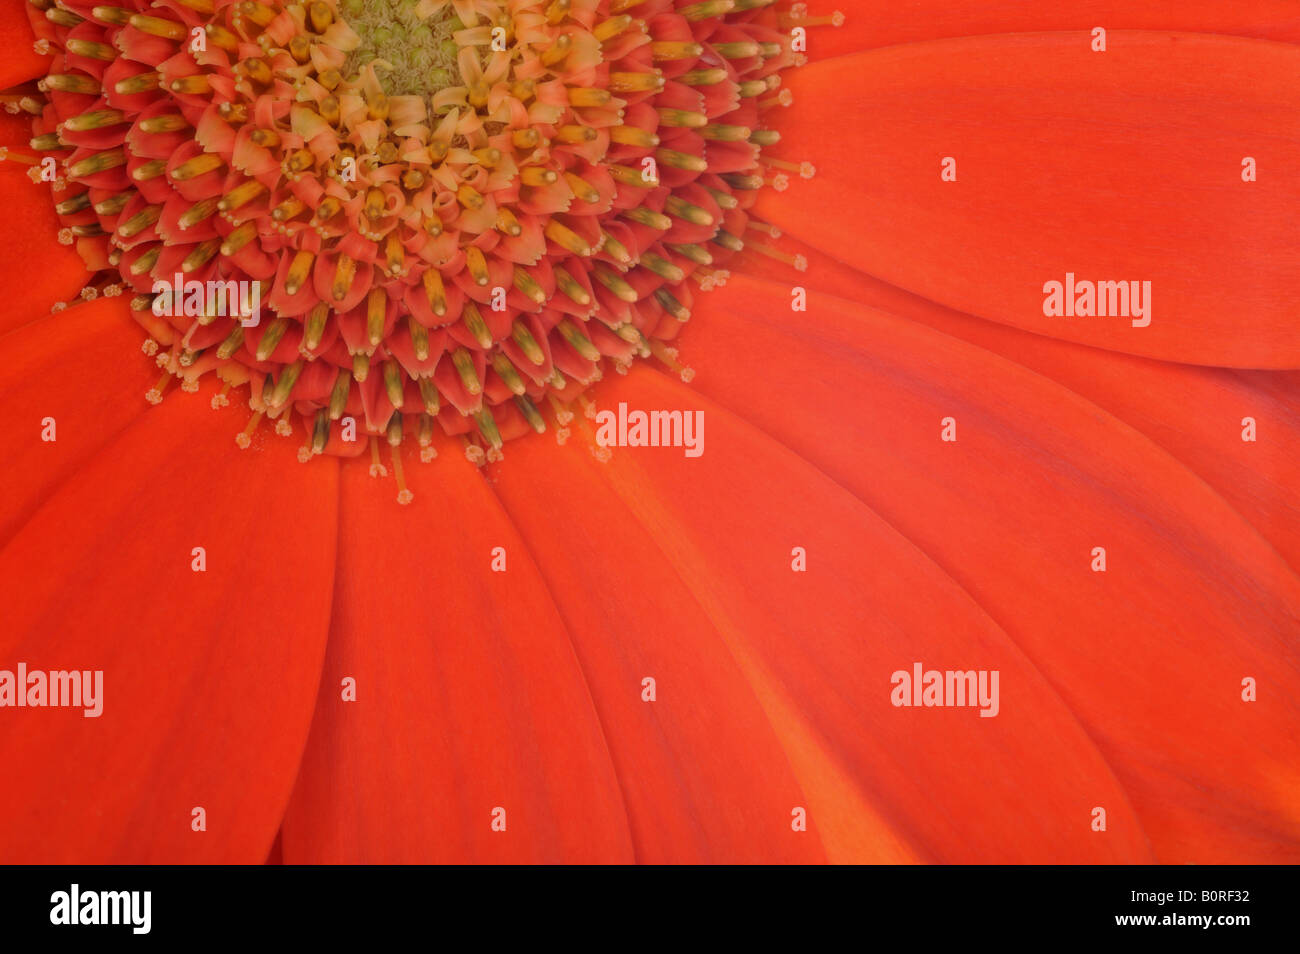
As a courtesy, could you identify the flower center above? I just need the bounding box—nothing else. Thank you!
[19,0,828,503]
[342,0,464,98]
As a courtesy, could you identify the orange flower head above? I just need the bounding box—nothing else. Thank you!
[27,0,805,487]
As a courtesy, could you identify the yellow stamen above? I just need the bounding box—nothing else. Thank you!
[512,320,545,365]
[129,14,187,40]
[68,148,125,177]
[171,153,223,181]
[138,113,190,134]
[332,254,355,301]
[421,267,447,316]
[514,394,546,434]
[545,221,591,257]
[418,377,440,415]
[384,233,405,275]
[622,207,672,231]
[557,318,600,361]
[553,266,590,305]
[268,359,304,406]
[217,324,245,360]
[220,221,258,255]
[45,74,101,94]
[66,38,115,60]
[408,315,429,360]
[178,197,219,230]
[495,207,522,236]
[567,88,611,108]
[491,352,526,395]
[657,108,708,129]
[513,268,546,305]
[520,166,558,187]
[664,194,714,226]
[473,407,503,450]
[218,179,267,212]
[451,347,481,395]
[650,41,702,61]
[465,246,490,285]
[328,368,352,418]
[366,288,387,346]
[181,239,220,273]
[116,204,162,239]
[170,75,212,95]
[114,72,160,95]
[556,124,597,144]
[609,126,659,148]
[294,302,326,353]
[679,68,728,86]
[593,266,638,303]
[383,360,405,408]
[284,249,315,295]
[564,172,601,204]
[63,109,125,132]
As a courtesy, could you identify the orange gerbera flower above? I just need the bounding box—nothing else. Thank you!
[0,0,1296,864]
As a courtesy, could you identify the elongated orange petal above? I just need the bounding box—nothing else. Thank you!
[279,452,636,863]
[0,298,150,546]
[1,0,51,89]
[675,273,1300,861]
[492,373,1152,863]
[0,397,339,862]
[490,437,833,863]
[733,238,1300,573]
[812,2,1300,63]
[0,113,95,330]
[763,33,1300,367]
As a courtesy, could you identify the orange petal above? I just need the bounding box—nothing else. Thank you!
[0,113,94,331]
[0,297,150,546]
[279,451,636,863]
[812,2,1300,63]
[762,33,1300,367]
[735,237,1300,573]
[0,0,51,89]
[676,273,1300,861]
[490,435,830,863]
[491,372,1152,863]
[0,396,339,862]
